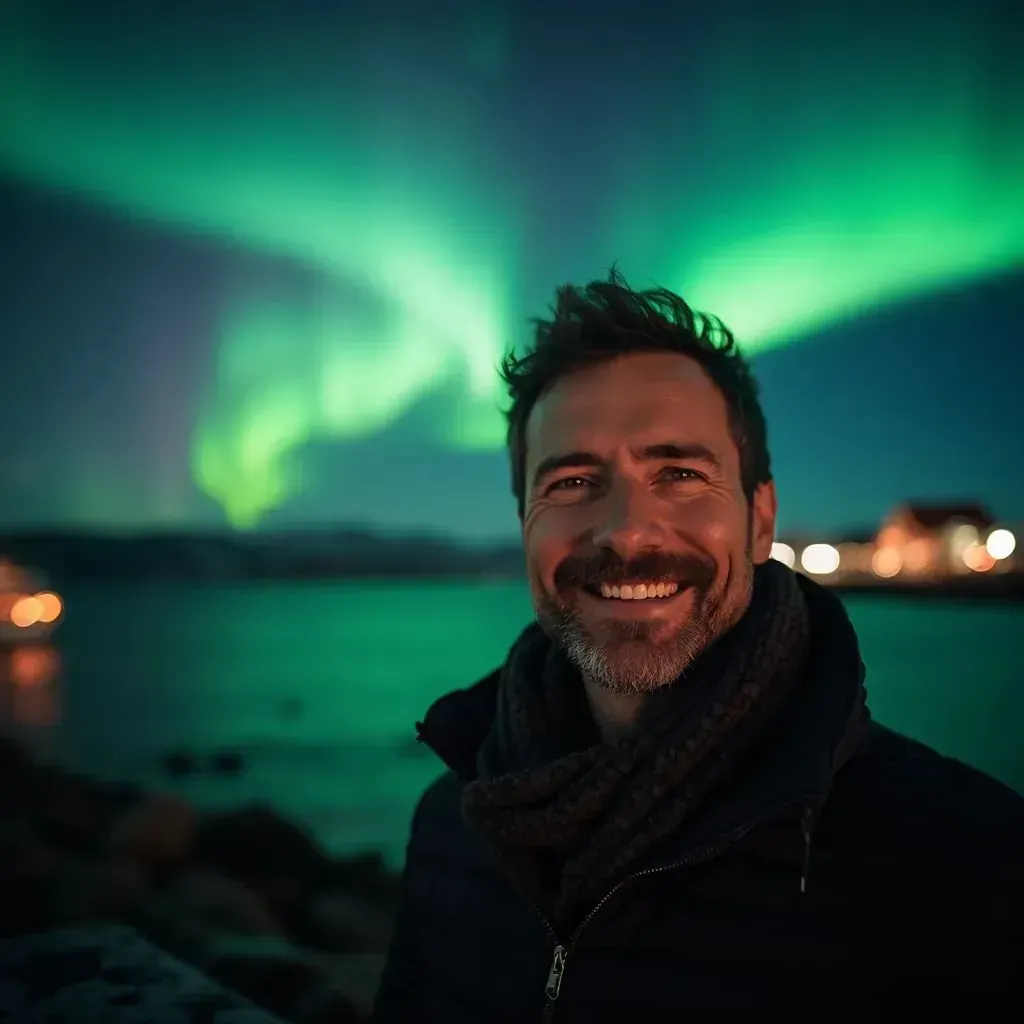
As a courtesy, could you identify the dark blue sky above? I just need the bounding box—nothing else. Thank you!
[1,0,1021,539]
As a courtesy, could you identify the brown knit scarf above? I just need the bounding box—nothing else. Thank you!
[462,559,811,929]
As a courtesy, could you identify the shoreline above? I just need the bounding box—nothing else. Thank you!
[827,576,1024,601]
[0,734,397,1022]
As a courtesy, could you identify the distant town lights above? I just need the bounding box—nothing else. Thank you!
[10,595,44,627]
[800,543,840,575]
[949,523,980,558]
[770,542,796,568]
[872,547,902,578]
[963,542,996,573]
[986,528,1016,560]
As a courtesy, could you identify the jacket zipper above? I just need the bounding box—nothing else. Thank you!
[537,795,817,1021]
[537,822,755,1022]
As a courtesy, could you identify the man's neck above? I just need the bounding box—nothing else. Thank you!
[582,680,646,743]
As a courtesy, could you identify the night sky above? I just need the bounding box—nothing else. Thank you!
[1,0,1022,540]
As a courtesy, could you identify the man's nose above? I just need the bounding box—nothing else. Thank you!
[590,481,667,560]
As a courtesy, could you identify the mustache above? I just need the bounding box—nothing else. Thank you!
[553,550,715,591]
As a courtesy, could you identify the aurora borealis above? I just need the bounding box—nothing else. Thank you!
[1,0,1022,535]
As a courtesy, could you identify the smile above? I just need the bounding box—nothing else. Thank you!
[585,580,681,601]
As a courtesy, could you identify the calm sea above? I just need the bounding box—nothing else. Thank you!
[1,580,1021,868]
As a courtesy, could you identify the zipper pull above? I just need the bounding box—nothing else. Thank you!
[800,804,814,894]
[544,944,567,1002]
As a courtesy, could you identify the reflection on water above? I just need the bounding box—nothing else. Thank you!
[0,644,62,747]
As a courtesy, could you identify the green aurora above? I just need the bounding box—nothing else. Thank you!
[1,1,1020,527]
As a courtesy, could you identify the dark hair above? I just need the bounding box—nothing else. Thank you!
[500,269,772,518]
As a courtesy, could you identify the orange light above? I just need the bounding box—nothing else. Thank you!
[10,645,60,688]
[903,539,931,573]
[10,596,43,628]
[963,542,996,573]
[872,547,902,578]
[877,525,907,548]
[34,592,63,624]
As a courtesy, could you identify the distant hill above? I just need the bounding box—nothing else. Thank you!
[0,529,526,583]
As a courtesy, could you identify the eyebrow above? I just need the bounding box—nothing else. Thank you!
[530,442,721,491]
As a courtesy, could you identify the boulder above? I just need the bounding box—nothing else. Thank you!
[171,869,282,936]
[0,735,36,814]
[27,768,105,852]
[108,793,197,871]
[307,891,395,952]
[195,806,333,929]
[304,951,386,1021]
[290,978,363,1024]
[210,750,245,775]
[324,850,400,902]
[195,805,332,885]
[201,934,326,1020]
[131,892,211,965]
[0,819,62,936]
[0,924,288,1023]
[50,857,150,926]
[160,750,196,778]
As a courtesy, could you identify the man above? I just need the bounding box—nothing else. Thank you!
[373,272,1024,1022]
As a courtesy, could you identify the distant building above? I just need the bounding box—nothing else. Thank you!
[874,502,997,577]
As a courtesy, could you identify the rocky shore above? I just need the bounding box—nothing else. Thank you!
[0,735,401,1022]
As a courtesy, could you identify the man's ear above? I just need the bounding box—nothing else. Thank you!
[750,480,778,564]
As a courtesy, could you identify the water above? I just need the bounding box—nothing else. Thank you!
[2,580,1021,868]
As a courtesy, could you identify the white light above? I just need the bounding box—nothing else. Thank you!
[800,543,840,575]
[770,542,795,568]
[949,524,979,558]
[986,528,1016,560]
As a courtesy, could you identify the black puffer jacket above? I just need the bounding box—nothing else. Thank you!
[374,581,1024,1022]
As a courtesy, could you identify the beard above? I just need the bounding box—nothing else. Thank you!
[534,549,751,695]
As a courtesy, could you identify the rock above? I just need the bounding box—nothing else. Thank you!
[50,857,150,926]
[0,820,62,936]
[307,891,395,952]
[326,851,401,903]
[201,935,325,1020]
[171,869,281,937]
[210,750,245,776]
[161,750,196,777]
[0,735,36,814]
[290,979,363,1024]
[303,952,386,1022]
[195,806,332,928]
[109,793,197,872]
[0,819,60,877]
[27,769,104,852]
[0,925,290,1024]
[132,893,211,964]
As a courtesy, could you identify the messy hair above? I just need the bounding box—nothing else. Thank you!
[500,269,772,517]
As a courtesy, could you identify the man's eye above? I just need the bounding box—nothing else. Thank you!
[548,476,593,494]
[661,467,703,482]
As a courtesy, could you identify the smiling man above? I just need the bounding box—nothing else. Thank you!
[373,272,1024,1022]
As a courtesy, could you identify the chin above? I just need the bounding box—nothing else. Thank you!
[565,635,697,695]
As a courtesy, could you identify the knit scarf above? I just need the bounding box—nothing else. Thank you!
[462,558,811,929]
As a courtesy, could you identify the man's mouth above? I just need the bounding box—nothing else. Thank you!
[583,580,681,601]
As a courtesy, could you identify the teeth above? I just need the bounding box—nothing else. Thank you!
[597,581,680,600]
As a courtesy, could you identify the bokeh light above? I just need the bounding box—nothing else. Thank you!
[10,595,43,627]
[801,544,841,575]
[770,542,796,568]
[986,529,1016,560]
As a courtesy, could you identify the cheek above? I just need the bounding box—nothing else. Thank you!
[524,509,577,589]
[678,495,742,551]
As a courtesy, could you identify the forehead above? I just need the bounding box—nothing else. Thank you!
[525,351,734,465]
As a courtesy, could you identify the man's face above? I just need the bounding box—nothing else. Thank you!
[521,351,777,694]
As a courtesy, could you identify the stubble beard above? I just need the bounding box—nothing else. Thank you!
[536,561,753,696]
